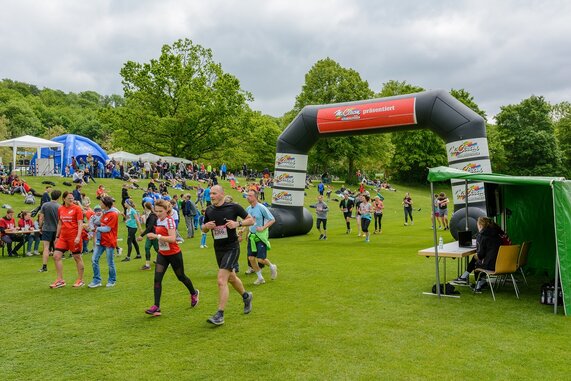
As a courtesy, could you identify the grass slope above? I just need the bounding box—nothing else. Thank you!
[0,176,569,380]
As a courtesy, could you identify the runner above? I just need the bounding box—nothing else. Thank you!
[144,199,199,316]
[202,185,255,326]
[50,191,85,288]
[339,191,354,234]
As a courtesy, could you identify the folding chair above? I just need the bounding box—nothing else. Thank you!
[475,245,521,301]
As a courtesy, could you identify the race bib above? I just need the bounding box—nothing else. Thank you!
[213,225,229,240]
[159,239,170,251]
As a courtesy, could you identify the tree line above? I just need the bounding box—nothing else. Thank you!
[1,38,569,181]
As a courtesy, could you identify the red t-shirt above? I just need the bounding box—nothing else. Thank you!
[85,208,95,222]
[18,218,34,229]
[58,204,84,240]
[99,210,118,248]
[0,217,16,232]
[155,216,180,255]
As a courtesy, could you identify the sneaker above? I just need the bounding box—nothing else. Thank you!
[450,277,469,285]
[190,289,200,307]
[88,281,102,288]
[322,235,327,240]
[117,247,123,256]
[245,267,255,275]
[26,252,33,257]
[254,278,266,285]
[243,292,253,314]
[73,280,85,288]
[145,305,161,317]
[365,238,370,243]
[203,245,208,248]
[207,311,224,325]
[411,221,414,225]
[121,257,131,262]
[473,287,483,294]
[134,255,142,259]
[176,238,184,243]
[357,233,362,237]
[141,265,151,270]
[106,282,116,288]
[404,223,408,226]
[38,267,47,273]
[270,264,278,280]
[50,279,66,289]
[200,245,204,249]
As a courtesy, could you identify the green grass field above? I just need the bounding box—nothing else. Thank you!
[1,175,569,380]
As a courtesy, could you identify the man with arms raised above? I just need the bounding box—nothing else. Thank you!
[202,185,255,326]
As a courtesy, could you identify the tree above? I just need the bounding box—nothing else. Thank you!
[380,80,448,183]
[290,58,386,183]
[553,102,571,178]
[109,38,252,159]
[495,95,562,176]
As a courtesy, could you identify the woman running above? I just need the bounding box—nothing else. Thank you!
[144,199,199,316]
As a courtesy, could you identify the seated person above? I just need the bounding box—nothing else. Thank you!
[72,170,84,184]
[0,208,25,257]
[18,211,40,256]
[451,217,506,292]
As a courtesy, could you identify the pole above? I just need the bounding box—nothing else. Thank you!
[465,180,469,231]
[430,181,441,297]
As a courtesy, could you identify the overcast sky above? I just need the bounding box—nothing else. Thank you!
[1,0,570,119]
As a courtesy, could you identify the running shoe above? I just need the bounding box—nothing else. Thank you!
[134,255,142,259]
[254,278,266,285]
[50,279,66,289]
[190,289,200,307]
[88,281,102,288]
[38,267,47,273]
[318,234,324,240]
[145,305,161,317]
[245,267,255,275]
[106,282,116,288]
[243,292,253,314]
[73,280,85,288]
[450,277,469,285]
[121,257,131,262]
[207,311,224,325]
[270,264,278,280]
[141,265,151,270]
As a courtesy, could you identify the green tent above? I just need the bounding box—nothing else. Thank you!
[427,166,571,315]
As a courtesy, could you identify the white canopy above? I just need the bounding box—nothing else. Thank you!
[162,156,192,164]
[108,151,139,163]
[0,135,64,175]
[139,152,162,162]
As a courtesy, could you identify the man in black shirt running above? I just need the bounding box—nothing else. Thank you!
[202,185,255,326]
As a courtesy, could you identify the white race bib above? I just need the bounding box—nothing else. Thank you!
[213,225,229,240]
[158,239,170,251]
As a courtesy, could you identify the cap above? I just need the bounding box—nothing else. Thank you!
[93,205,102,211]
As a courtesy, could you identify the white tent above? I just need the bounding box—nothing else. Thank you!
[162,156,191,164]
[0,135,64,175]
[139,152,162,162]
[108,151,139,163]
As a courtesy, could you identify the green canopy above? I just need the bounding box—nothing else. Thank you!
[428,166,571,315]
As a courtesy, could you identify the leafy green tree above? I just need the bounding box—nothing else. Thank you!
[553,102,571,178]
[290,58,386,183]
[110,38,252,159]
[495,95,562,176]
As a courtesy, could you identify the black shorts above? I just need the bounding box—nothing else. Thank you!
[316,218,327,230]
[41,230,57,242]
[247,238,267,259]
[215,244,240,270]
[343,212,352,220]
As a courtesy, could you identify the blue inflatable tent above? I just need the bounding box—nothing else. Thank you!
[31,134,109,175]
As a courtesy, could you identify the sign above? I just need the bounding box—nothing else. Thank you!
[446,138,490,162]
[316,98,417,134]
[275,153,308,171]
[452,182,486,205]
[449,159,492,175]
[273,170,306,189]
[271,189,305,207]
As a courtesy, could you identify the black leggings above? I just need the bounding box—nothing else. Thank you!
[154,252,196,307]
[404,207,413,222]
[127,227,140,257]
[374,213,383,231]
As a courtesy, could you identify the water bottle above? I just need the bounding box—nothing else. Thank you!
[438,236,444,250]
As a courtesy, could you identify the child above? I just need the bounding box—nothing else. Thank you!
[89,205,103,246]
[81,220,90,254]
[18,211,40,256]
[199,210,208,248]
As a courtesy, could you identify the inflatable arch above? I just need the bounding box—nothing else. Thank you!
[267,89,491,238]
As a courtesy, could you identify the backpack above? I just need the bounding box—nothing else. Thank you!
[432,283,460,295]
[30,205,41,217]
[24,193,35,205]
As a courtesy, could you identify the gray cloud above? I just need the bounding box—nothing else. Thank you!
[1,0,569,119]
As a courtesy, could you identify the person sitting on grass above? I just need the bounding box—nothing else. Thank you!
[451,217,507,293]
